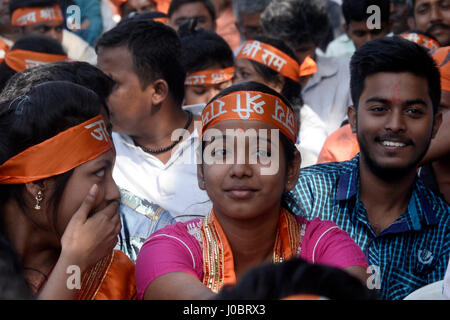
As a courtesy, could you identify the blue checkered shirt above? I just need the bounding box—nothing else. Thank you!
[288,155,450,300]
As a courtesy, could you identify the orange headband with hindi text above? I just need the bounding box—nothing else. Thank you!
[201,91,298,144]
[0,115,112,184]
[185,67,235,85]
[5,49,67,72]
[11,4,64,27]
[237,40,301,82]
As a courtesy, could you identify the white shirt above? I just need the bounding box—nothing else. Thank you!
[298,104,328,160]
[325,34,356,59]
[302,54,352,136]
[62,29,97,64]
[112,130,212,222]
[444,257,450,299]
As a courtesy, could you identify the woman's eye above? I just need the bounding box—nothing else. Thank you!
[95,169,106,177]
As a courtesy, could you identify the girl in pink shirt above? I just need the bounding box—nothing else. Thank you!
[136,82,368,300]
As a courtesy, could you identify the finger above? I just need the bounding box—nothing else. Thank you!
[71,184,98,223]
[100,200,120,219]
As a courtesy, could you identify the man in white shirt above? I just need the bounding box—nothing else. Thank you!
[96,19,211,222]
[261,0,352,135]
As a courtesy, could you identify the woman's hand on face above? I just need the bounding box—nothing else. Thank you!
[60,184,121,271]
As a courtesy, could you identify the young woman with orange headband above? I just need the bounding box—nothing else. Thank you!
[233,36,327,165]
[136,82,369,300]
[0,81,135,299]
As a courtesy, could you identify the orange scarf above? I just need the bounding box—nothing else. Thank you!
[76,250,136,300]
[200,208,305,292]
[299,56,318,77]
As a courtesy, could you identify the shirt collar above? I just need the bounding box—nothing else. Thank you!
[113,128,199,162]
[303,54,340,92]
[336,154,360,201]
[336,154,438,228]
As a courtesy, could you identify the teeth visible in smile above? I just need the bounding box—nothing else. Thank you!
[382,141,406,147]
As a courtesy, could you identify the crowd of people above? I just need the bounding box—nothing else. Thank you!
[0,0,448,301]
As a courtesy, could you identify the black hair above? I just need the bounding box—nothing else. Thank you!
[178,23,234,73]
[0,61,114,117]
[0,35,66,92]
[214,257,378,300]
[0,234,34,299]
[350,36,441,113]
[202,81,299,211]
[96,19,186,106]
[342,0,391,25]
[246,35,304,108]
[0,81,103,235]
[124,10,168,21]
[9,0,58,13]
[168,0,216,21]
[261,0,330,47]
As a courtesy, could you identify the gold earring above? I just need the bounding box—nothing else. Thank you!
[35,190,43,210]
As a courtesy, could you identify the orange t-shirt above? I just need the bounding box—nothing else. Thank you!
[317,124,360,164]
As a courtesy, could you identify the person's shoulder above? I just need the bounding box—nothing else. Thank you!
[144,218,202,245]
[318,54,350,68]
[302,217,340,236]
[416,179,450,221]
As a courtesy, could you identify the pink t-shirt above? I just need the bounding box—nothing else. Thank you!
[135,216,368,299]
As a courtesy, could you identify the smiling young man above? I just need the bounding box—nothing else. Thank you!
[289,36,449,300]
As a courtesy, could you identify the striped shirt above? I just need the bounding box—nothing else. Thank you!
[288,155,450,300]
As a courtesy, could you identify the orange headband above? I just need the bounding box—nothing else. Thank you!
[401,33,440,51]
[11,4,64,27]
[432,46,450,92]
[185,67,235,85]
[201,91,298,144]
[237,40,300,82]
[0,115,112,184]
[299,56,318,77]
[5,49,67,72]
